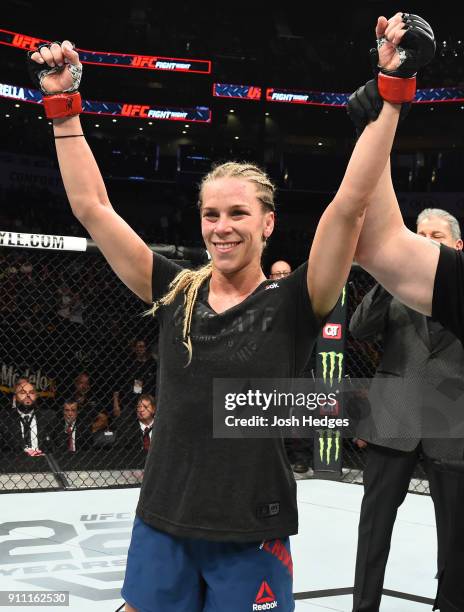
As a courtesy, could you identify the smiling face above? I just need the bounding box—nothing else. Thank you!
[200,177,274,275]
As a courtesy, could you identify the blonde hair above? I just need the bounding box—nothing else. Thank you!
[416,208,461,241]
[198,161,276,213]
[147,162,276,365]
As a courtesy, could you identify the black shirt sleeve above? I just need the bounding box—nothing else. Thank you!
[151,253,183,303]
[432,244,464,345]
[281,262,322,372]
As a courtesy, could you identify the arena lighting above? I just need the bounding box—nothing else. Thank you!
[0,28,211,74]
[0,82,212,123]
[213,83,262,100]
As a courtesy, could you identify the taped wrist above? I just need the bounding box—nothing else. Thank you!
[377,73,416,104]
[43,92,82,119]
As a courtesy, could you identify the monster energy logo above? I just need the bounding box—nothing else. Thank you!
[319,351,344,386]
[318,429,341,465]
[341,286,346,308]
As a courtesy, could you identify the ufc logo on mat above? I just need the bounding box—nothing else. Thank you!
[322,323,342,340]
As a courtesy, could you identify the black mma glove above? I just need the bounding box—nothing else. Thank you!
[372,13,436,79]
[26,42,82,118]
[347,79,411,136]
[374,13,436,104]
[27,42,82,94]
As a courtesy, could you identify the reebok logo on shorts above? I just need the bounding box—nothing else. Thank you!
[253,580,278,610]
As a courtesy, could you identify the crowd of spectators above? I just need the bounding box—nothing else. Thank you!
[0,244,161,475]
[0,360,158,462]
[1,144,463,267]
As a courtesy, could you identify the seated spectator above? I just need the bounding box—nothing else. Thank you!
[269,259,292,280]
[72,372,108,432]
[0,378,55,453]
[117,394,156,452]
[113,340,157,420]
[56,400,93,453]
[57,284,85,325]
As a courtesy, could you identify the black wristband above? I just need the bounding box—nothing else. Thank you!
[54,134,84,139]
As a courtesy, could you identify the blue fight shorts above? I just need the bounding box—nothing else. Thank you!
[122,516,294,612]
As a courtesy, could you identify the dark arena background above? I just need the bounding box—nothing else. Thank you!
[0,2,462,610]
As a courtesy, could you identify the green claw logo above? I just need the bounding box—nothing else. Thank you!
[318,430,341,464]
[341,286,346,308]
[319,351,344,386]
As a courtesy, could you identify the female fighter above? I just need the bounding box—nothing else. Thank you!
[28,12,431,611]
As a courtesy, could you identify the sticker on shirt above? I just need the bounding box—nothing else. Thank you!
[322,322,342,340]
[256,501,280,519]
[133,379,143,394]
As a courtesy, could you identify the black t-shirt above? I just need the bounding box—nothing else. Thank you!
[136,253,321,541]
[432,245,464,345]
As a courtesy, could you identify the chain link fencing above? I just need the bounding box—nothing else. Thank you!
[0,237,208,492]
[0,239,429,494]
[340,266,429,495]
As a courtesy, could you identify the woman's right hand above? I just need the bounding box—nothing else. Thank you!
[376,14,408,73]
[30,41,81,93]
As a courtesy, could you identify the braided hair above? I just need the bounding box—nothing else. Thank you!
[147,161,276,364]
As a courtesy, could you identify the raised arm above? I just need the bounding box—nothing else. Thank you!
[307,12,436,320]
[29,42,153,303]
[343,14,439,314]
[355,161,439,315]
[307,15,402,320]
[307,98,399,320]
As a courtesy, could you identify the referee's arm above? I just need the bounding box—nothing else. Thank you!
[355,159,439,316]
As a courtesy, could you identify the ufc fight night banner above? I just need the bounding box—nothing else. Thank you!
[314,286,347,475]
[0,82,212,123]
[0,28,211,74]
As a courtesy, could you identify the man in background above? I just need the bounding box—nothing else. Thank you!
[350,209,464,611]
[0,378,55,453]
